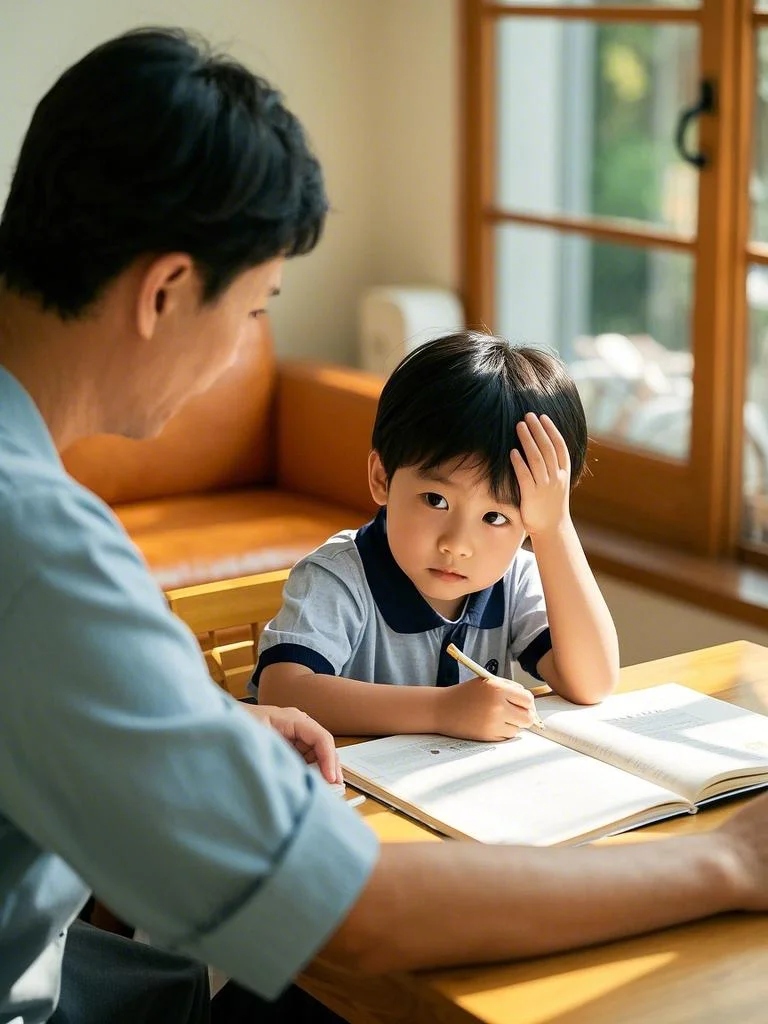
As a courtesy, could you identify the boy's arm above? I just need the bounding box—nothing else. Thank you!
[531,516,618,703]
[259,664,441,736]
[258,662,537,740]
[257,556,539,740]
[512,413,619,703]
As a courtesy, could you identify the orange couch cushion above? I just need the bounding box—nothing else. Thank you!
[276,361,383,514]
[62,324,277,505]
[116,488,369,589]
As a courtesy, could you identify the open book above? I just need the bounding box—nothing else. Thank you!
[339,683,768,846]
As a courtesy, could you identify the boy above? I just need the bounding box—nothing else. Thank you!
[254,331,620,738]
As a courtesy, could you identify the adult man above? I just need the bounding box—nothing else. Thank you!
[1,26,767,1024]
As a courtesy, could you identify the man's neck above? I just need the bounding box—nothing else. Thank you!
[0,287,102,451]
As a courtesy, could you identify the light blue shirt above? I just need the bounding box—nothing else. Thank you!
[0,366,378,1023]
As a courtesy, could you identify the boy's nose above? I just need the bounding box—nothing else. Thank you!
[439,531,472,558]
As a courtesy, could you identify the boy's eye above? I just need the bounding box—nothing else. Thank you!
[423,492,448,510]
[483,510,509,526]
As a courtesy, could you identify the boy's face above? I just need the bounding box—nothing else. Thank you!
[368,452,526,619]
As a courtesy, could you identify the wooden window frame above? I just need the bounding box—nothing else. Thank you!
[461,0,768,587]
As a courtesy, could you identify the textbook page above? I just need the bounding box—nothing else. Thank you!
[339,730,690,847]
[535,684,768,805]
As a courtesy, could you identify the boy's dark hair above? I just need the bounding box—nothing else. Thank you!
[372,331,588,505]
[0,27,327,318]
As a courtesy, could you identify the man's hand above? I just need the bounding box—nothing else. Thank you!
[717,789,768,912]
[435,674,537,741]
[511,412,571,538]
[244,704,342,784]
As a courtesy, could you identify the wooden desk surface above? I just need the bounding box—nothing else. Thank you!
[299,640,768,1024]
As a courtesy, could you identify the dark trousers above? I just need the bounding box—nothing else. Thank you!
[50,921,343,1024]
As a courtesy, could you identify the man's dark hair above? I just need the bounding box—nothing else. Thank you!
[371,331,588,505]
[0,27,327,318]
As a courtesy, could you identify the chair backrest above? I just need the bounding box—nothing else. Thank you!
[166,568,289,698]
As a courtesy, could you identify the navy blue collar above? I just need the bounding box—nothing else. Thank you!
[354,508,505,634]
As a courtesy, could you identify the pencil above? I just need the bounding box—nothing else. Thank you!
[446,643,546,729]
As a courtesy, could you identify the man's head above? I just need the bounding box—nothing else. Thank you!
[0,28,327,441]
[0,27,326,318]
[368,331,588,617]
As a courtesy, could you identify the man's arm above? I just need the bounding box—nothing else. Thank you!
[321,790,768,973]
[0,485,379,1001]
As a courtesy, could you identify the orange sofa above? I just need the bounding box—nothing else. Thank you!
[62,322,384,588]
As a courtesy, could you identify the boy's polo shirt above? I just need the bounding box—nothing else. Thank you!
[253,509,552,692]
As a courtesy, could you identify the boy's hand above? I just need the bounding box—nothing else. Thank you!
[511,412,571,537]
[436,674,537,742]
[244,704,342,784]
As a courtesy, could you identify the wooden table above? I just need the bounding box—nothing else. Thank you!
[299,641,768,1024]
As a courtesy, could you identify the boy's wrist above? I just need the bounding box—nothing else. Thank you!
[431,685,453,736]
[527,513,574,546]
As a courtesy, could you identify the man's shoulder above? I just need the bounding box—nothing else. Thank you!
[0,451,113,536]
[0,446,133,590]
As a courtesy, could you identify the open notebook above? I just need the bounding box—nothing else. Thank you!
[339,683,768,846]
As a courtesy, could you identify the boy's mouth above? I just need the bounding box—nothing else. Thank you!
[428,567,468,583]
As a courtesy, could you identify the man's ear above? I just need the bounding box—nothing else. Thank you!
[368,450,389,505]
[135,253,196,340]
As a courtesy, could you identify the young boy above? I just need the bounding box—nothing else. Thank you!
[253,331,619,739]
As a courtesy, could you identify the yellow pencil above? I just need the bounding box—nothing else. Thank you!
[446,642,546,730]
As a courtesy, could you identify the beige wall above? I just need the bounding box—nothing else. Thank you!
[368,1,459,290]
[596,574,768,668]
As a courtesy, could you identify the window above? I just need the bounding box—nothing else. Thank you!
[462,0,768,574]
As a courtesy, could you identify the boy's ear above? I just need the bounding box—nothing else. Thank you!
[368,450,389,505]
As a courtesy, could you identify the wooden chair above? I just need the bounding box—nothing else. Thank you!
[166,568,289,698]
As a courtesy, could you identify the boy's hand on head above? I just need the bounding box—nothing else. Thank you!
[436,674,537,742]
[511,413,571,538]
[243,704,342,784]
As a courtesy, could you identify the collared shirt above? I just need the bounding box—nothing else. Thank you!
[252,509,552,692]
[0,366,378,1023]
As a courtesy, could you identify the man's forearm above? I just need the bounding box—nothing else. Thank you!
[322,831,741,974]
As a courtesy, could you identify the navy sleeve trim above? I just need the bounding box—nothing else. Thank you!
[250,643,336,691]
[517,628,552,681]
